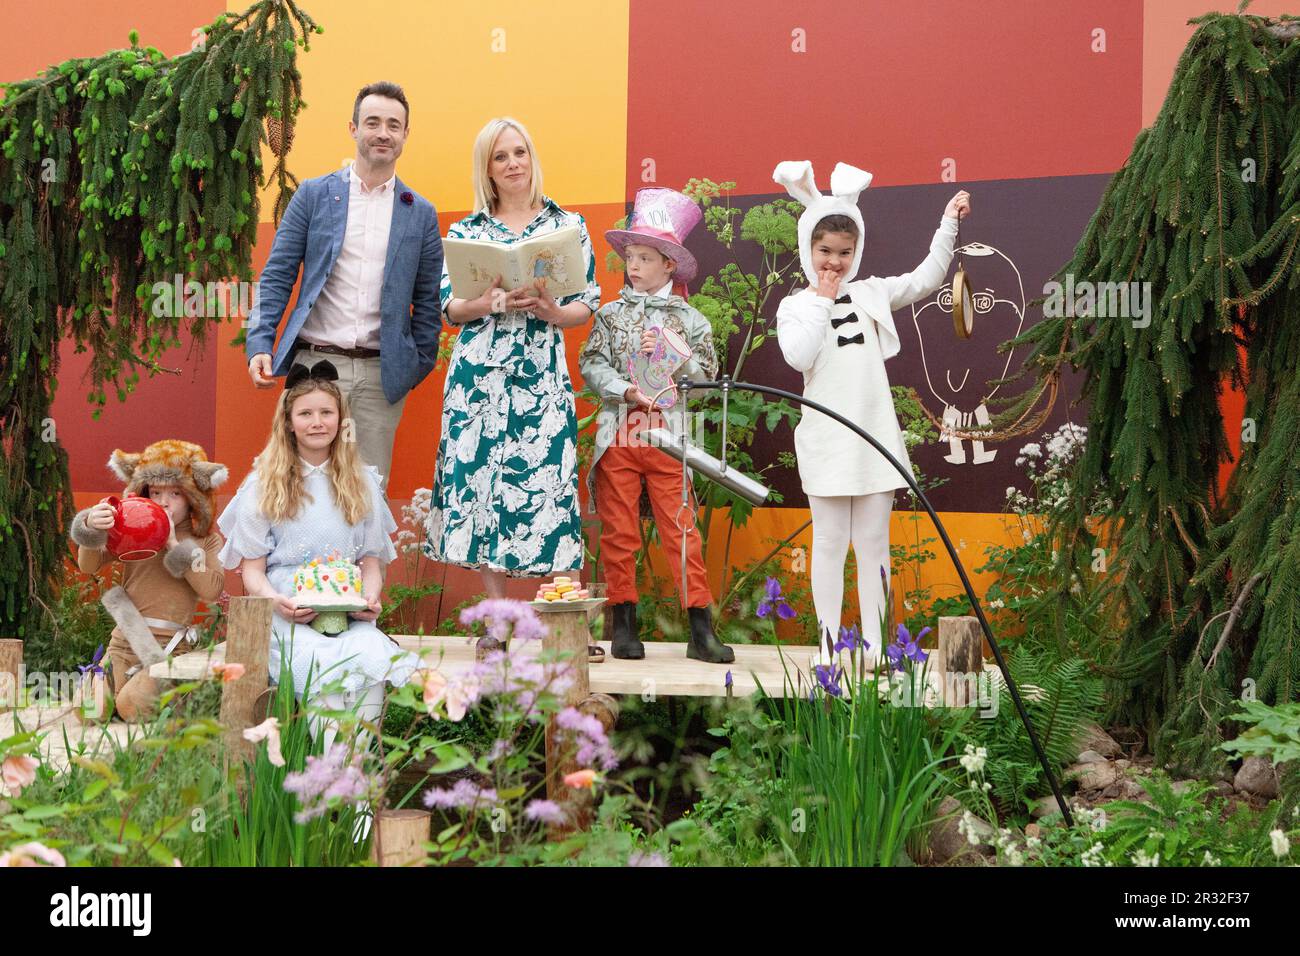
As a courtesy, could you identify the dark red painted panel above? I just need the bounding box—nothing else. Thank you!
[627,0,1141,197]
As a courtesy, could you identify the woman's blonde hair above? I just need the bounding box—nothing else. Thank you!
[471,117,544,214]
[254,378,372,526]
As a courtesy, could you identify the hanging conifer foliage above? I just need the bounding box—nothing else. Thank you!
[991,10,1300,772]
[0,1,318,640]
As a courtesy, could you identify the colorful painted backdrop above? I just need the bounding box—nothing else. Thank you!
[2,0,1271,626]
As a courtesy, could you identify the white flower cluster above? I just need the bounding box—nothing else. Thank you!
[995,827,1025,867]
[1270,828,1291,859]
[1080,841,1108,867]
[957,810,985,847]
[959,743,988,775]
[1006,423,1101,519]
[1073,805,1107,832]
[398,487,434,556]
[1131,848,1160,867]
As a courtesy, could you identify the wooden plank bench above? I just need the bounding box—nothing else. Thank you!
[150,634,826,698]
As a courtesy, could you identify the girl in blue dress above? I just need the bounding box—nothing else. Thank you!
[218,360,420,746]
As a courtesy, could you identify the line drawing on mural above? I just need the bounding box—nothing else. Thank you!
[909,241,1025,466]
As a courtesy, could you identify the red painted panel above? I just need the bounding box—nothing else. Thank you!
[626,0,1142,196]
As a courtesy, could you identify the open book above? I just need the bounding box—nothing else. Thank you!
[443,226,587,300]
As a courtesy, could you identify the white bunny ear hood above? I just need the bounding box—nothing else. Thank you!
[772,160,873,289]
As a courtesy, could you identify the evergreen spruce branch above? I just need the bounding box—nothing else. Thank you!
[0,0,318,642]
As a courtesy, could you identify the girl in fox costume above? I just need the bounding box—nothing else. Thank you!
[69,440,228,721]
[772,160,970,664]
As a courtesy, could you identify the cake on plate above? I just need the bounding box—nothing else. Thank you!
[293,554,367,634]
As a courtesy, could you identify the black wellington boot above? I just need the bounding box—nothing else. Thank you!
[609,602,644,659]
[686,606,735,664]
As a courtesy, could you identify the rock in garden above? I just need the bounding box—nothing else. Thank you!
[1075,722,1123,758]
[1119,777,1150,801]
[1234,756,1279,799]
[1075,749,1108,764]
[1030,794,1081,823]
[926,796,995,863]
[1068,759,1121,791]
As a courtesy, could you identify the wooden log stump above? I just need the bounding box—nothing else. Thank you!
[219,597,271,767]
[540,602,598,836]
[371,808,431,867]
[578,692,619,733]
[0,639,21,709]
[937,616,984,708]
[475,635,505,661]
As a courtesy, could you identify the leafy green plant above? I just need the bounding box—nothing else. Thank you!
[958,648,1104,817]
[758,651,970,866]
[23,561,116,677]
[202,659,371,867]
[1,683,224,866]
[690,699,790,865]
[1221,700,1300,764]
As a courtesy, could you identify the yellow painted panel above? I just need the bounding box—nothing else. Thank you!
[245,0,630,218]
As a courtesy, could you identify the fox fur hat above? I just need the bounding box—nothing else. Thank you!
[107,440,228,536]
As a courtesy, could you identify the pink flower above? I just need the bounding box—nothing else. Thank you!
[445,675,480,722]
[421,669,448,712]
[563,769,597,789]
[0,841,66,867]
[1,754,39,797]
[459,598,548,643]
[423,779,499,811]
[213,662,246,683]
[524,799,567,825]
[421,668,480,722]
[283,744,372,823]
[556,707,619,772]
[242,717,285,767]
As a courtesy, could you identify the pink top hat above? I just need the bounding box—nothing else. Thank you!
[605,188,703,284]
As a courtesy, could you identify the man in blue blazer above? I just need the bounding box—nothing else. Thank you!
[246,81,442,489]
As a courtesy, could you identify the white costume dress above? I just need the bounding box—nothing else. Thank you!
[772,160,959,657]
[776,217,959,495]
[217,460,420,699]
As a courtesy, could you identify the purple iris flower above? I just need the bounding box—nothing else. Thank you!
[724,670,733,688]
[833,625,869,654]
[886,624,930,672]
[756,576,795,620]
[813,662,843,697]
[78,644,105,680]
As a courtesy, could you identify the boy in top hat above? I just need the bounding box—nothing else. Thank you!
[578,187,733,663]
[69,440,228,721]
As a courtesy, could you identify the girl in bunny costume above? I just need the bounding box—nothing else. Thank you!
[773,160,971,665]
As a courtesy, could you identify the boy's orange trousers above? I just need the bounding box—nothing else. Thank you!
[594,414,713,608]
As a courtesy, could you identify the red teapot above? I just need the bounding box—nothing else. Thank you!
[102,494,171,561]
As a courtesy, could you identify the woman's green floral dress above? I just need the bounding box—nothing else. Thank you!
[424,198,599,576]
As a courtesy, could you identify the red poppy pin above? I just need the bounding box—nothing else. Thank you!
[401,191,414,206]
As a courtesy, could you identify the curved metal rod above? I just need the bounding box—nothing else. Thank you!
[681,375,1076,828]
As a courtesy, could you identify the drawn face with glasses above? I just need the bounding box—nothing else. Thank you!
[909,242,1025,408]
